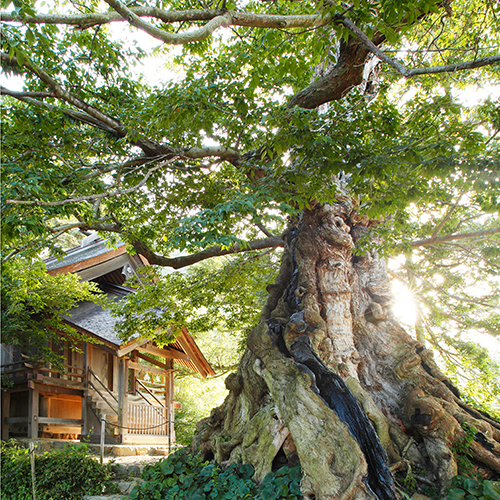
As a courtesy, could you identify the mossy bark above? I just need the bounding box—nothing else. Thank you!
[191,202,500,499]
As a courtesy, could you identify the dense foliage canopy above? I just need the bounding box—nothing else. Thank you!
[1,0,499,414]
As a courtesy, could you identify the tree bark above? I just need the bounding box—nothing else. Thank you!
[191,202,500,499]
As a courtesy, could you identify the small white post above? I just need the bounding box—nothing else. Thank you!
[168,412,171,451]
[100,415,106,465]
[29,441,36,500]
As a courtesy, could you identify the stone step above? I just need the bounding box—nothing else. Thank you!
[83,495,127,500]
[87,443,172,458]
[89,401,119,421]
[16,439,173,458]
[83,477,143,500]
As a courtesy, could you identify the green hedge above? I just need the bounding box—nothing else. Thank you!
[130,449,302,500]
[0,441,117,500]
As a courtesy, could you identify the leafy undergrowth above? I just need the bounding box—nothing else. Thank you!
[446,475,500,500]
[130,448,302,500]
[0,440,118,500]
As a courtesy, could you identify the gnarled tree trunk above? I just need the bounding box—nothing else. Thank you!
[191,201,500,499]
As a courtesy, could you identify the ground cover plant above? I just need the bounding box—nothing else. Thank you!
[130,448,302,500]
[446,475,500,500]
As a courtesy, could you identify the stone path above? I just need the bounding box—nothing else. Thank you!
[84,455,166,500]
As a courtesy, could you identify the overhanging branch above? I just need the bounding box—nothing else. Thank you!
[132,235,283,269]
[340,15,500,78]
[0,53,126,137]
[411,227,500,247]
[1,72,241,161]
[0,8,331,30]
[0,85,123,136]
[103,0,232,45]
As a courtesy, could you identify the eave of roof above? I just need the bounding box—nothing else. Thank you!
[65,286,214,380]
[48,238,214,378]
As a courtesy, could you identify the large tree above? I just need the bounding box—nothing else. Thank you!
[1,0,499,498]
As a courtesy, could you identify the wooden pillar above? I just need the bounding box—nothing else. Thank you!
[28,383,39,439]
[2,391,10,440]
[107,352,114,391]
[67,342,72,380]
[164,358,174,442]
[130,351,138,395]
[117,357,128,442]
[81,342,88,438]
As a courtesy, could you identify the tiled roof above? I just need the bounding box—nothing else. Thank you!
[50,237,214,378]
[45,237,126,272]
[62,286,130,346]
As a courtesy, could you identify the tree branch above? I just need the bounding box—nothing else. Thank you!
[411,227,500,247]
[131,235,283,269]
[340,15,500,78]
[0,85,123,136]
[429,193,465,241]
[339,16,409,75]
[5,160,174,206]
[287,33,385,109]
[103,0,232,45]
[0,54,126,136]
[401,263,497,308]
[0,88,54,98]
[1,80,241,161]
[0,8,331,30]
[181,145,240,162]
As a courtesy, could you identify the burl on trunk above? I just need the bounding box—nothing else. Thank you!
[192,201,500,500]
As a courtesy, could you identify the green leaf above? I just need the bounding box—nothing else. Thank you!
[483,481,500,500]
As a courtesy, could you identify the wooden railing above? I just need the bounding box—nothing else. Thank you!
[126,378,169,436]
[1,359,85,439]
[136,378,165,406]
[1,359,85,386]
[88,368,118,415]
[0,360,28,379]
[128,403,168,435]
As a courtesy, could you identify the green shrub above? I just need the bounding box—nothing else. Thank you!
[130,448,302,500]
[0,440,117,500]
[446,475,500,500]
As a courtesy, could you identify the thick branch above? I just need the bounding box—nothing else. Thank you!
[339,16,408,75]
[0,53,126,136]
[288,33,385,109]
[1,81,241,161]
[131,235,283,269]
[411,227,500,247]
[0,8,330,30]
[182,145,240,161]
[0,86,123,136]
[103,0,232,45]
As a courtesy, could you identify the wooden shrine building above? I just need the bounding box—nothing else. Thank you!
[1,235,214,445]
